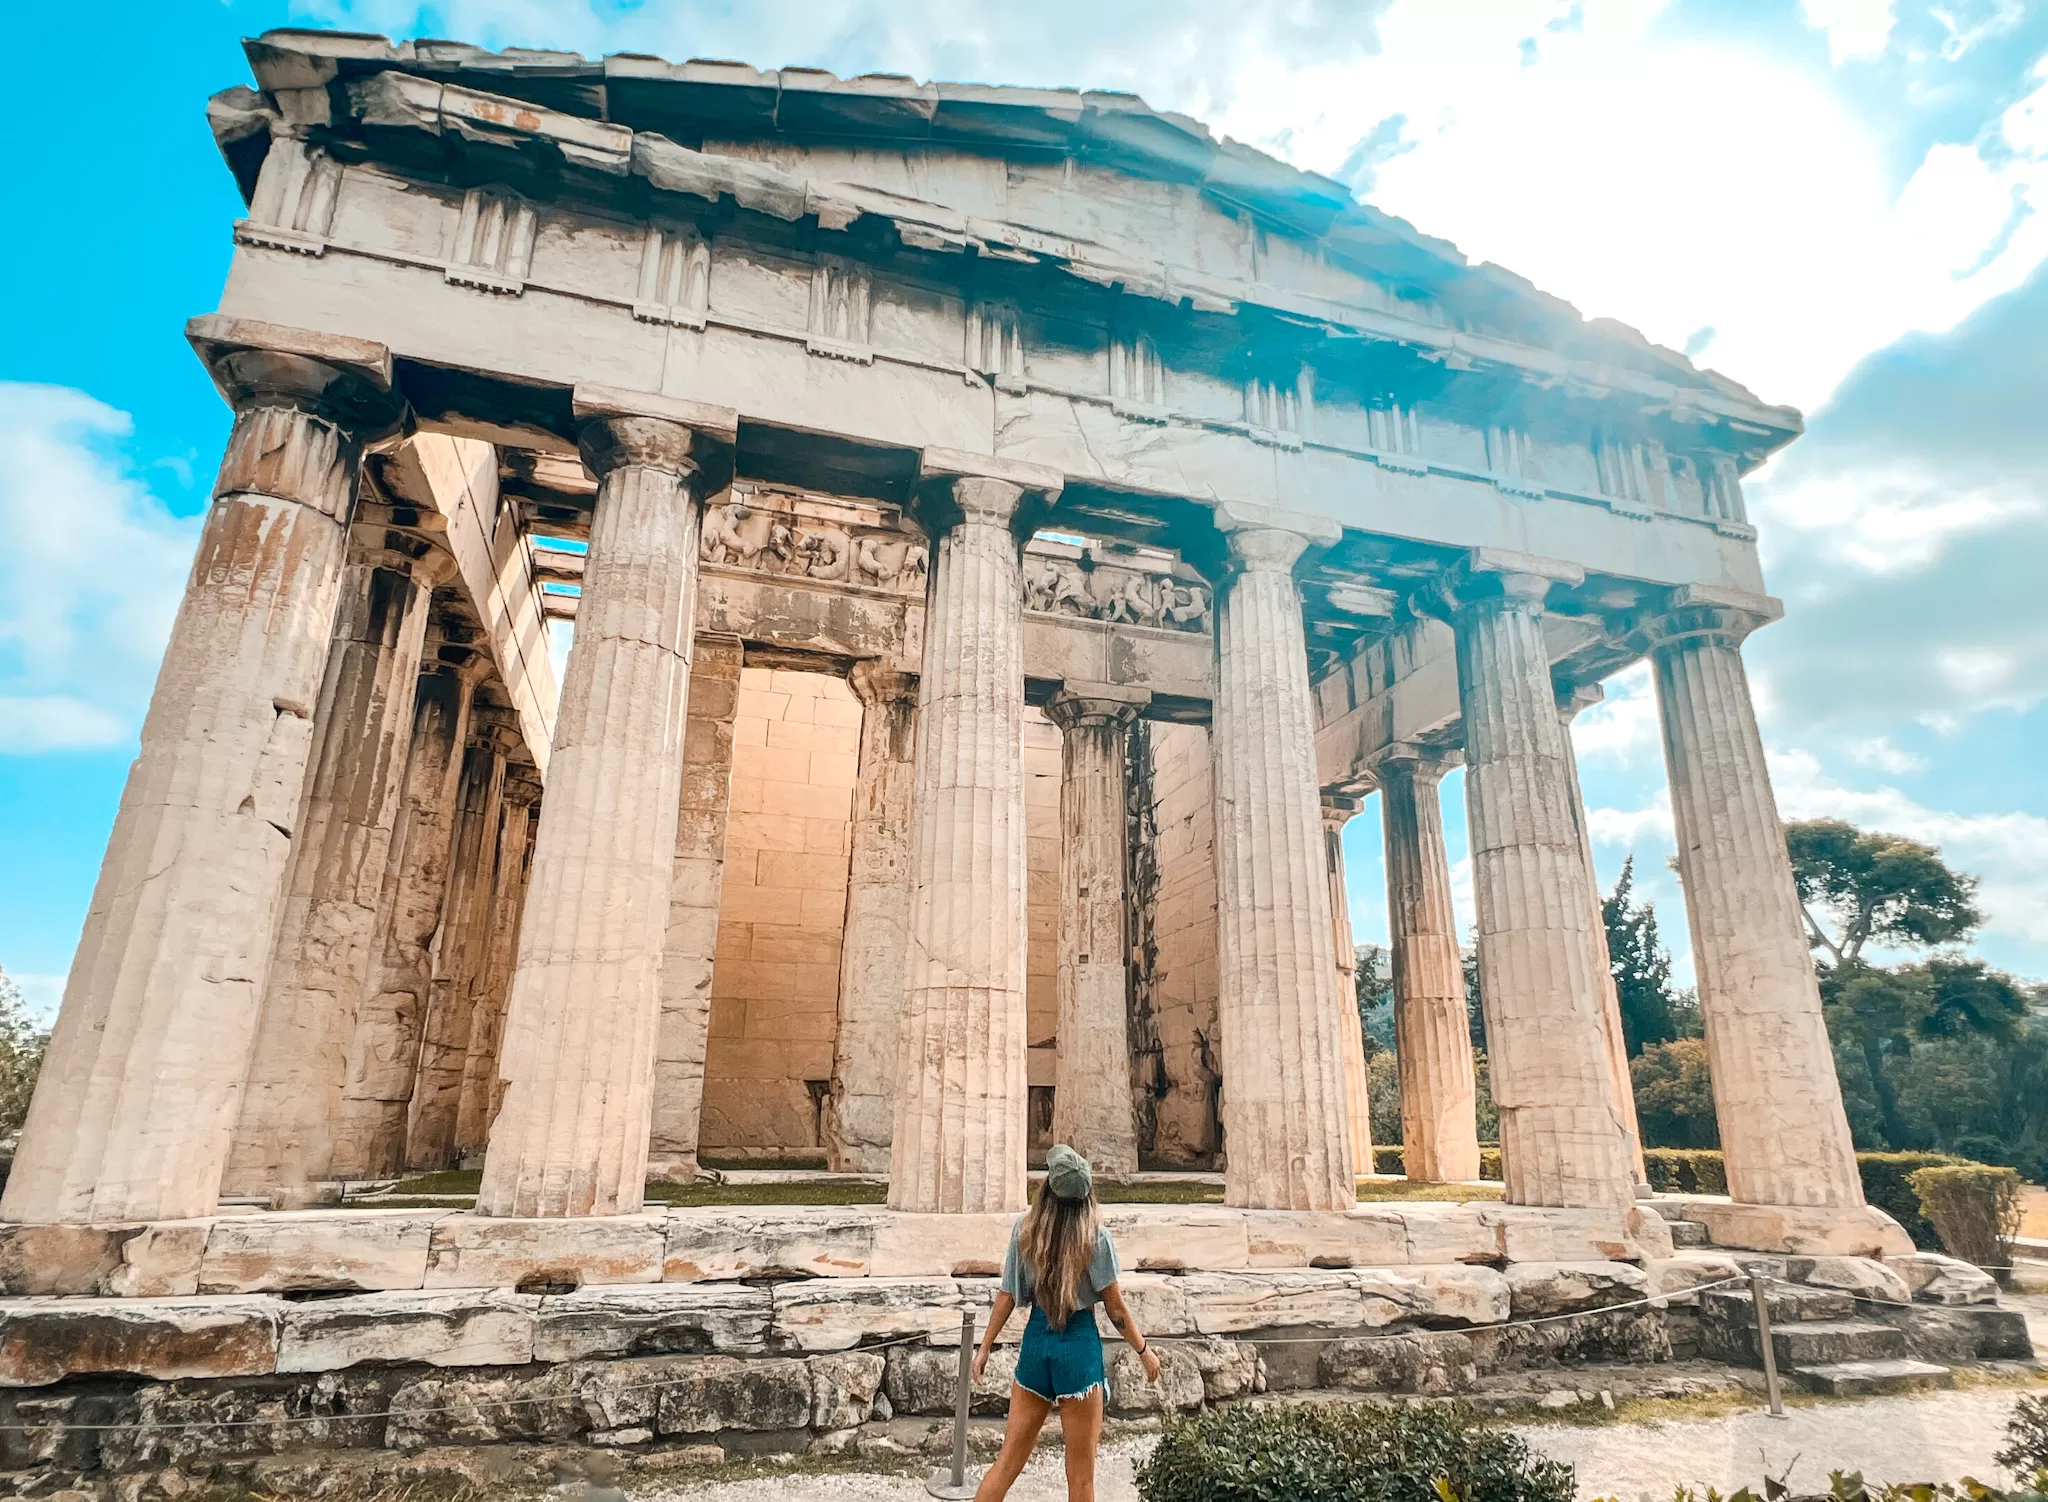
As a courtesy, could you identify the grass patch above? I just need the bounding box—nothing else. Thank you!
[699,1155,829,1172]
[646,1179,889,1207]
[362,1170,1502,1209]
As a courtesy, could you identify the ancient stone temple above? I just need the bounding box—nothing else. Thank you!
[5,39,2032,1478]
[1,28,1879,1234]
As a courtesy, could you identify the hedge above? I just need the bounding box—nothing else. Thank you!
[1911,1163,2023,1272]
[1369,1145,1505,1182]
[1134,1399,1574,1502]
[1368,1145,1979,1246]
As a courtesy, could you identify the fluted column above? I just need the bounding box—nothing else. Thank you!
[824,660,919,1174]
[1211,511,1355,1211]
[480,390,733,1218]
[1557,681,1649,1189]
[1644,592,1862,1208]
[1377,748,1482,1183]
[1,318,401,1225]
[329,651,476,1178]
[1437,555,1634,1209]
[1320,796,1375,1175]
[648,634,745,1182]
[405,719,511,1169]
[1047,683,1147,1180]
[455,765,541,1158]
[889,453,1059,1214]
[224,543,447,1202]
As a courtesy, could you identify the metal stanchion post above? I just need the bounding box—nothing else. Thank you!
[927,1309,979,1499]
[1749,1268,1786,1419]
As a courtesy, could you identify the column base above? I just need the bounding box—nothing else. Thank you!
[1663,1196,1914,1257]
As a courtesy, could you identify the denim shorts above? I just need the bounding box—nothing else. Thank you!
[1014,1303,1107,1402]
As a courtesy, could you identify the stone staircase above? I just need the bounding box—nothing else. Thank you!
[1698,1281,1954,1397]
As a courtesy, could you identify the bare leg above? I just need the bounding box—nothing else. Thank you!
[1060,1386,1105,1502]
[974,1384,1052,1502]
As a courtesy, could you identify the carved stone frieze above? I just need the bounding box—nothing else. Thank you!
[1021,551,1210,634]
[698,490,928,595]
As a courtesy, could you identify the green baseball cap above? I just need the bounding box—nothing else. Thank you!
[1045,1144,1094,1201]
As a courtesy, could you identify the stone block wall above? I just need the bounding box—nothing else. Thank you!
[700,669,862,1154]
[1024,709,1062,1149]
[1132,721,1223,1166]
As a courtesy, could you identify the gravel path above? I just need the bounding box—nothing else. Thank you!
[642,1385,2042,1502]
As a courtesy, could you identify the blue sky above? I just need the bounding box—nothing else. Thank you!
[4,0,2047,1016]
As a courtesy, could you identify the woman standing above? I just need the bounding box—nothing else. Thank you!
[969,1145,1162,1502]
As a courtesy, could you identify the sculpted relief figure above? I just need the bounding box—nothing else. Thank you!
[797,526,849,581]
[1020,556,1210,633]
[702,501,774,566]
[1160,579,1212,632]
[854,534,929,593]
[1023,558,1091,616]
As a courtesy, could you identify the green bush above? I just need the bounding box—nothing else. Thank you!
[2000,1394,2048,1477]
[1860,1150,1966,1247]
[1621,1471,2048,1502]
[1480,1147,1503,1181]
[1135,1400,1574,1502]
[1910,1163,2023,1271]
[1374,1145,1405,1175]
[1642,1148,1729,1195]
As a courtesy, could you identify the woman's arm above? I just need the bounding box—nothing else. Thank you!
[1097,1283,1162,1383]
[971,1291,1015,1383]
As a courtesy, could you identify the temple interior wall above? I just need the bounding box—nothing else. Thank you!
[1132,720,1223,1167]
[1025,710,1062,1149]
[698,668,862,1156]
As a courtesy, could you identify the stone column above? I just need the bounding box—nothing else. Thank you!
[1557,681,1649,1189]
[223,542,447,1202]
[479,389,734,1218]
[405,719,511,1170]
[329,651,476,1179]
[1,318,400,1225]
[1437,554,1635,1209]
[824,660,920,1174]
[1377,748,1482,1184]
[1047,682,1148,1180]
[1210,508,1356,1211]
[648,634,745,1183]
[455,765,542,1159]
[1320,796,1375,1175]
[889,451,1060,1215]
[1643,590,1863,1208]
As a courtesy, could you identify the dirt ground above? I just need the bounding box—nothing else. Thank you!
[641,1295,2048,1502]
[636,1384,2041,1502]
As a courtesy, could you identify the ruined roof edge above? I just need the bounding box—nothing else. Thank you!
[233,28,1803,446]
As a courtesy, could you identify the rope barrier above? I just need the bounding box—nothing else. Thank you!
[0,1277,1751,1436]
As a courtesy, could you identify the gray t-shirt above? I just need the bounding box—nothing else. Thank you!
[999,1217,1120,1311]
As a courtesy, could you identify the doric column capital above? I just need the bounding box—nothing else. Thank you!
[1367,741,1461,788]
[573,385,736,486]
[1420,547,1584,622]
[187,315,405,439]
[1046,681,1149,732]
[1630,585,1783,654]
[1320,792,1364,831]
[1215,502,1341,579]
[502,765,544,807]
[847,659,919,707]
[1555,678,1606,722]
[915,449,1063,537]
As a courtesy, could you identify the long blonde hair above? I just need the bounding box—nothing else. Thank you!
[1017,1183,1099,1331]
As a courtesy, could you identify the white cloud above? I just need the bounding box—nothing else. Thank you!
[1769,745,2048,954]
[1586,800,1676,849]
[1801,0,1898,63]
[4,973,64,1024]
[1570,661,1660,770]
[1752,463,2041,576]
[1844,735,1928,775]
[0,385,199,755]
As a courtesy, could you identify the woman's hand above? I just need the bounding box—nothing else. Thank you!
[1140,1347,1163,1384]
[971,1346,989,1384]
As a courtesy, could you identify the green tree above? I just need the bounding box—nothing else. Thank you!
[1354,942,1395,1054]
[1631,1037,1719,1148]
[1788,817,2021,1153]
[1786,818,1981,966]
[1601,856,1699,1054]
[0,968,49,1147]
